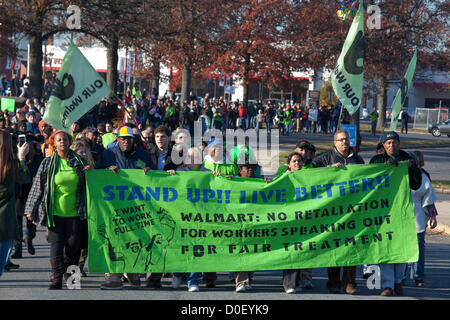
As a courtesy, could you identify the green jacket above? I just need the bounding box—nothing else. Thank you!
[283,110,292,125]
[0,161,30,241]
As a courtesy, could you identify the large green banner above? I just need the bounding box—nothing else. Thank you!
[86,163,418,273]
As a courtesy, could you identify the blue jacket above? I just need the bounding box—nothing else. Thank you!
[95,145,155,170]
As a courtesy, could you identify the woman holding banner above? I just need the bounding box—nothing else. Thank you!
[24,130,88,290]
[0,130,30,277]
[282,152,305,294]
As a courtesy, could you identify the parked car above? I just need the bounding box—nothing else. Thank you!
[428,119,450,137]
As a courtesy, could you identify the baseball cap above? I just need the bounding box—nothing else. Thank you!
[296,140,316,152]
[381,131,400,144]
[117,126,134,138]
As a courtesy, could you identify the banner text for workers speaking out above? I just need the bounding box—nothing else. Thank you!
[86,163,418,273]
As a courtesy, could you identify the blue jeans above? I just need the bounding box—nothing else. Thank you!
[409,232,426,282]
[173,272,202,287]
[306,120,311,133]
[379,263,407,289]
[222,116,229,132]
[0,240,13,277]
[371,121,377,135]
[284,124,290,136]
[238,117,246,130]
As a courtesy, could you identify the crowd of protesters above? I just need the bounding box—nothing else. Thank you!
[0,86,440,296]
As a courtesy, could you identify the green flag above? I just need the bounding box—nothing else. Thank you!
[331,0,364,115]
[389,50,417,131]
[86,163,418,273]
[43,41,112,134]
[0,98,15,112]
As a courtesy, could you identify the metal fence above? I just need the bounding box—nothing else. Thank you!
[413,108,448,129]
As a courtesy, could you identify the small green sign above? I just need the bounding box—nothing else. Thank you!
[1,98,15,112]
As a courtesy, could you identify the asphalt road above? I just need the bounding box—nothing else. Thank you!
[1,224,449,302]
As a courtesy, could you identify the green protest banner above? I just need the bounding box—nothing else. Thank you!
[87,163,418,273]
[1,97,15,112]
[389,50,417,131]
[331,0,364,115]
[43,40,112,134]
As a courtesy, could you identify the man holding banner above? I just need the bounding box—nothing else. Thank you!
[95,126,155,290]
[370,131,422,296]
[313,130,364,295]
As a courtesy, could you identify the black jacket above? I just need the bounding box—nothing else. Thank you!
[148,145,181,171]
[95,145,155,170]
[313,147,365,168]
[369,149,422,190]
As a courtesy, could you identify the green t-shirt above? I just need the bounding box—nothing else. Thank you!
[53,159,79,218]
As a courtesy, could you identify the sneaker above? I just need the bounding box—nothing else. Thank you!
[4,261,19,271]
[124,274,141,288]
[236,285,246,293]
[188,285,200,292]
[172,276,182,289]
[301,279,313,289]
[285,288,296,294]
[101,280,123,290]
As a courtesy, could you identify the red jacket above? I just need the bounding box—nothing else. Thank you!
[238,106,247,118]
